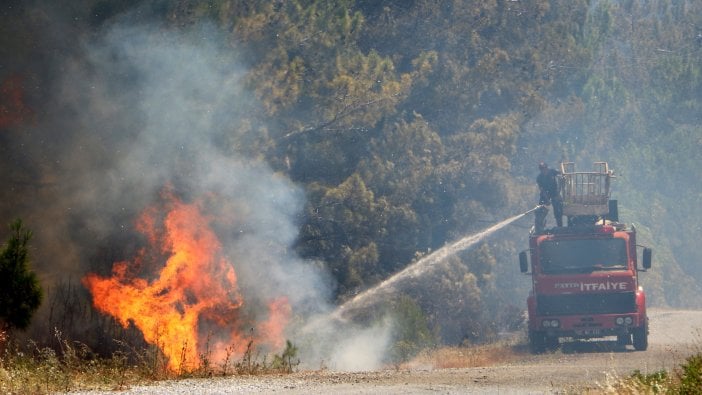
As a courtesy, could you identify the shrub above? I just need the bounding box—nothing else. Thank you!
[629,369,669,393]
[388,295,437,363]
[678,354,702,394]
[0,219,43,333]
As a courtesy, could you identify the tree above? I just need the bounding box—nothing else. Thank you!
[0,219,43,333]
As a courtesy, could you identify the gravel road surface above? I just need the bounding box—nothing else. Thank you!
[86,309,702,394]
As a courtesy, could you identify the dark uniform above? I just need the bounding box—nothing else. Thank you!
[536,163,563,227]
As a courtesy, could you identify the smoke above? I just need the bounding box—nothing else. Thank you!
[0,6,396,370]
[291,313,394,371]
[325,320,394,371]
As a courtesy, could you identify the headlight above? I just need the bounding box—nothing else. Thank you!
[542,319,560,328]
[616,317,624,325]
[624,317,633,325]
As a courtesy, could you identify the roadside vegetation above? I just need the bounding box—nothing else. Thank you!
[0,220,42,343]
[406,340,523,370]
[0,218,299,393]
[602,353,702,394]
[3,1,702,360]
[0,332,300,394]
[1,1,702,392]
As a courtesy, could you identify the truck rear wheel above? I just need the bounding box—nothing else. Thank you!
[633,325,648,351]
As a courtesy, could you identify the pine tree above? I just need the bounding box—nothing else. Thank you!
[0,219,43,333]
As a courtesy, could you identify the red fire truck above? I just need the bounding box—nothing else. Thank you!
[520,162,652,353]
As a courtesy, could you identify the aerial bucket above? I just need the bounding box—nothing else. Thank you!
[559,162,614,217]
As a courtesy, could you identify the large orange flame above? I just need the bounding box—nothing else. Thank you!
[83,189,290,371]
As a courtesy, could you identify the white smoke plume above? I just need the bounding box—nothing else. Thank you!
[2,10,393,370]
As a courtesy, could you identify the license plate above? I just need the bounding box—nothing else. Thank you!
[575,329,600,336]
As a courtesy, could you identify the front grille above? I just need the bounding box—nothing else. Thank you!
[536,292,636,316]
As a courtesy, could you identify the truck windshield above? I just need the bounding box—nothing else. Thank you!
[539,238,628,274]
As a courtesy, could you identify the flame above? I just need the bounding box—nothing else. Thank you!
[83,189,291,372]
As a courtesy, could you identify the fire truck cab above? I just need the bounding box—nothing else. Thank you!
[519,162,652,353]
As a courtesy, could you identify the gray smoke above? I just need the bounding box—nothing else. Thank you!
[70,22,329,336]
[0,11,394,370]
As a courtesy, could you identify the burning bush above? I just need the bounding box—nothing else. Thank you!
[83,189,290,372]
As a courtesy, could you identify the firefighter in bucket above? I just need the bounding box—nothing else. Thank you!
[535,162,563,232]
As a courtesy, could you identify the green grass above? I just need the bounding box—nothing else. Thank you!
[604,353,702,394]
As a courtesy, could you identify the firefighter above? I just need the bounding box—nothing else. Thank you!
[536,162,563,227]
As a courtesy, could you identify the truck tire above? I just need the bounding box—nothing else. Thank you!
[633,325,648,351]
[529,331,546,354]
[545,335,559,351]
[617,334,631,346]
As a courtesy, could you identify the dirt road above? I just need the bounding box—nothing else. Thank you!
[117,309,702,394]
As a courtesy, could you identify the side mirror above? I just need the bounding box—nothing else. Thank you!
[519,251,529,273]
[642,248,652,270]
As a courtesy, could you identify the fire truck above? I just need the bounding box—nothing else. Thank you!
[519,162,652,353]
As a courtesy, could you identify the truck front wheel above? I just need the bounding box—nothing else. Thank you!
[633,325,648,351]
[529,331,546,354]
[617,334,631,346]
[529,331,559,353]
[545,335,559,351]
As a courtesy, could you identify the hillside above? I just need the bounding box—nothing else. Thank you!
[0,0,701,366]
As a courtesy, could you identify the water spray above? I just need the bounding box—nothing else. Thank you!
[327,205,542,322]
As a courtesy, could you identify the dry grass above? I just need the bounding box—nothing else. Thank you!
[0,329,299,394]
[404,338,523,370]
[0,330,155,394]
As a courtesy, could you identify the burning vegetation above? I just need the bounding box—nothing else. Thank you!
[82,188,290,372]
[2,2,702,391]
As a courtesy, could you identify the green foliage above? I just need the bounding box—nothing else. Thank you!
[270,340,300,373]
[298,174,390,294]
[583,0,614,49]
[408,255,490,345]
[239,0,410,135]
[0,220,43,332]
[628,369,669,393]
[582,73,629,114]
[621,354,702,394]
[678,354,702,394]
[6,0,702,354]
[387,295,436,364]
